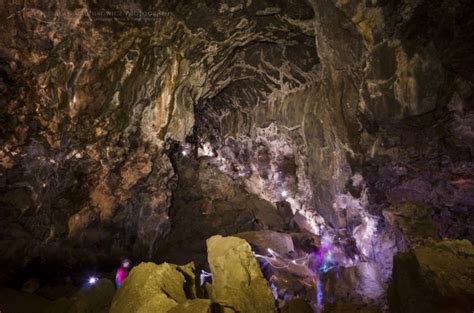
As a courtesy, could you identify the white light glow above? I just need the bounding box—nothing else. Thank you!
[281,190,288,198]
[88,276,98,285]
[181,150,188,156]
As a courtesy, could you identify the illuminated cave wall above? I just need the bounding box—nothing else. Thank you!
[1,0,473,279]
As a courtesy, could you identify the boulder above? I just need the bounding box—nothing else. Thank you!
[206,235,276,313]
[167,299,212,313]
[45,279,115,313]
[109,262,190,313]
[175,262,199,299]
[389,239,474,313]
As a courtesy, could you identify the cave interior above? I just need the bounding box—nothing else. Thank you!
[0,0,474,312]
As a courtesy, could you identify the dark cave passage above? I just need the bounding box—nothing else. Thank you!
[1,0,474,312]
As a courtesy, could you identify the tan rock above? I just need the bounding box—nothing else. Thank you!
[167,299,212,313]
[109,262,188,313]
[206,235,276,313]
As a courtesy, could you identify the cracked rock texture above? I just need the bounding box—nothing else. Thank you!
[155,154,295,265]
[206,235,276,313]
[109,262,197,313]
[0,0,473,304]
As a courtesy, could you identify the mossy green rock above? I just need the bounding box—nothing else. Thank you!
[109,262,189,313]
[389,239,474,313]
[207,235,276,313]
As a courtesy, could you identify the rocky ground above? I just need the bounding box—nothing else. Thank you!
[1,235,473,312]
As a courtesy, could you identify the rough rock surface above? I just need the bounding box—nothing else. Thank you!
[156,156,294,265]
[0,0,474,310]
[206,235,276,313]
[167,299,212,313]
[383,202,439,250]
[109,262,195,313]
[389,239,474,313]
[108,236,279,313]
[328,263,385,306]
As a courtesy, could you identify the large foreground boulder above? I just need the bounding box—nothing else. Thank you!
[167,299,212,313]
[389,239,474,313]
[207,235,276,313]
[109,262,195,313]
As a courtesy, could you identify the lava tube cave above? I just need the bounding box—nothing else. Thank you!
[0,1,474,312]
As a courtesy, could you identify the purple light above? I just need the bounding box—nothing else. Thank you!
[309,236,338,274]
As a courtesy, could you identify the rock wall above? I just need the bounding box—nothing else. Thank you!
[0,0,321,269]
[0,1,195,269]
[1,0,473,280]
[196,0,474,267]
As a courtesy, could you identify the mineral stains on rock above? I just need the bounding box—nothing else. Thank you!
[1,0,474,312]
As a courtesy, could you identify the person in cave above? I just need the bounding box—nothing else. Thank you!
[115,259,131,288]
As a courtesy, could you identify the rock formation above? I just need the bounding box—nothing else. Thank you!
[207,235,276,313]
[109,235,276,313]
[389,239,474,313]
[1,0,474,311]
[109,262,194,313]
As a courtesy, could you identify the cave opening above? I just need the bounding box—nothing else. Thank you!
[1,0,474,312]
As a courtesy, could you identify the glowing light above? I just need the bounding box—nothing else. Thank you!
[254,251,309,270]
[281,190,288,198]
[316,278,324,309]
[199,270,212,286]
[181,150,188,156]
[88,276,98,285]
